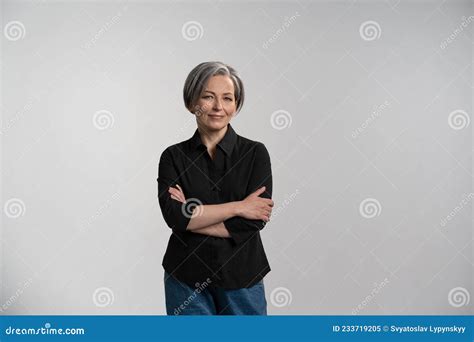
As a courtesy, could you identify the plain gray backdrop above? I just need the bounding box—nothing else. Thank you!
[1,0,472,315]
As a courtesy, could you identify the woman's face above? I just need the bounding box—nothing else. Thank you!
[193,75,237,131]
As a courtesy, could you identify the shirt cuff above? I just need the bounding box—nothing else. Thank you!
[223,216,265,245]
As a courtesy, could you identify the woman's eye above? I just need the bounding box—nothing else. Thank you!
[202,95,232,101]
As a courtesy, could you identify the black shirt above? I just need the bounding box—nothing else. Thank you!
[157,123,273,289]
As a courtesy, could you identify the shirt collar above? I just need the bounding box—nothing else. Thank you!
[189,123,237,156]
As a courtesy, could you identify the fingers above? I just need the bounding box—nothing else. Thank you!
[257,198,274,208]
[170,194,184,203]
[264,210,272,221]
[175,184,186,202]
[250,188,273,206]
[260,207,272,222]
[251,186,266,197]
[168,184,184,192]
[168,185,185,203]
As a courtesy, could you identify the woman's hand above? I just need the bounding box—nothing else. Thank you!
[168,184,186,203]
[168,185,231,237]
[237,186,274,222]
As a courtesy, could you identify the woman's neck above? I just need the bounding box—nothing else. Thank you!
[197,124,228,151]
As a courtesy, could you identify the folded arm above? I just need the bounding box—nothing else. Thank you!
[157,148,241,234]
[223,143,273,245]
[157,143,273,242]
[191,222,231,238]
[191,143,273,243]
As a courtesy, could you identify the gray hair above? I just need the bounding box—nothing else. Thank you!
[183,61,245,113]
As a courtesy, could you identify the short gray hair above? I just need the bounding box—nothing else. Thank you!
[183,61,245,113]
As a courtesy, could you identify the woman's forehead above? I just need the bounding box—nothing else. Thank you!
[205,75,235,91]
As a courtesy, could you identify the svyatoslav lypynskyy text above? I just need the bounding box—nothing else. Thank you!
[391,325,466,334]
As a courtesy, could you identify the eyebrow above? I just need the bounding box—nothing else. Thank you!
[203,90,234,96]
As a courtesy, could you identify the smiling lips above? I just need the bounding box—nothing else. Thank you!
[208,115,224,119]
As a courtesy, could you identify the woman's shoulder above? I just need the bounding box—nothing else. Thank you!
[236,129,267,146]
[159,139,189,160]
[235,134,270,158]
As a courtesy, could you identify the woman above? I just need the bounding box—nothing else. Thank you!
[157,61,274,315]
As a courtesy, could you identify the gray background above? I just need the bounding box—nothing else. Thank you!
[1,0,472,315]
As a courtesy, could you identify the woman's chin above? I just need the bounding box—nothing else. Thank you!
[206,121,227,129]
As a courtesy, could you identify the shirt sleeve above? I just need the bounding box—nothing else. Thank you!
[157,147,193,233]
[224,142,273,245]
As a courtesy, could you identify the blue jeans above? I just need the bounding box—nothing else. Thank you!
[164,271,267,315]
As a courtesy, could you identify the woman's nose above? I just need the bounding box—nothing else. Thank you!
[213,98,223,110]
